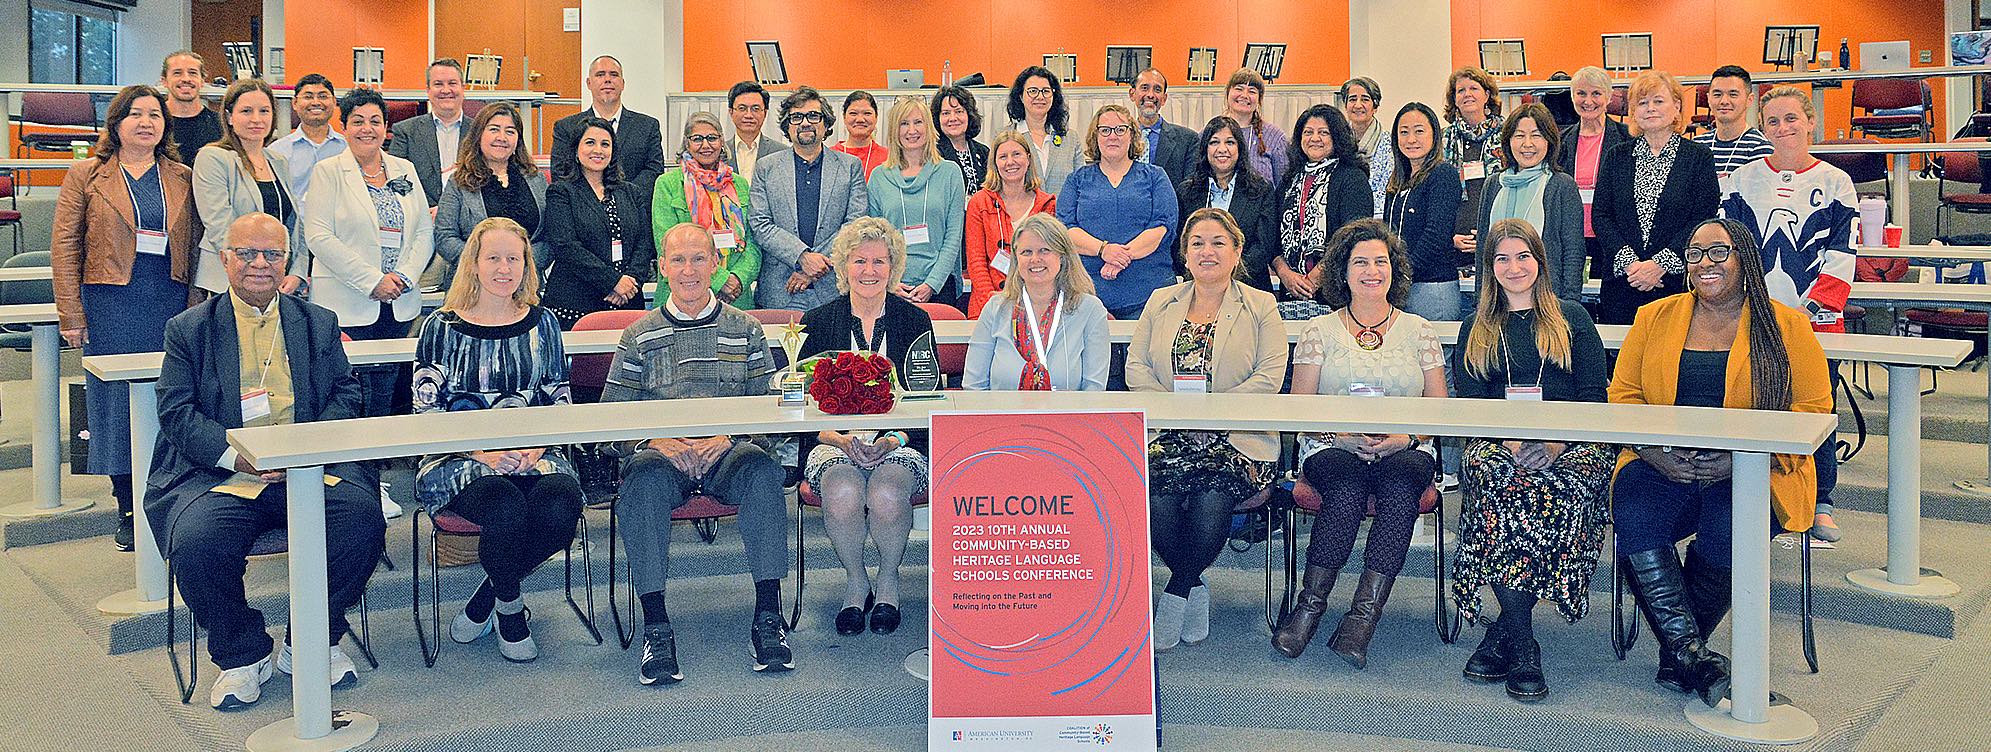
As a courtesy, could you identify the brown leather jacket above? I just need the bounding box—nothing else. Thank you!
[50,158,202,330]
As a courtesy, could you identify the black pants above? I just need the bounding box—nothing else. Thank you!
[167,479,385,670]
[1149,487,1236,592]
[1302,448,1435,577]
[444,474,585,598]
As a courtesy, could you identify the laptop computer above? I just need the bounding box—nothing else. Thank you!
[887,69,924,90]
[1861,41,1913,71]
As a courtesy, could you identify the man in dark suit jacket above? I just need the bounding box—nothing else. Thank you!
[1131,68,1201,187]
[551,55,667,198]
[146,213,386,710]
[388,58,471,207]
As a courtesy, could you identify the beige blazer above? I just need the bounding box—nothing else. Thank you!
[1126,279,1289,461]
[300,149,434,327]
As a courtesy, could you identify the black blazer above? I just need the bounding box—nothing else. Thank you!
[1591,136,1720,265]
[1149,120,1202,189]
[937,138,992,194]
[1383,161,1465,283]
[1176,170,1279,290]
[541,179,657,313]
[552,108,669,200]
[145,293,374,547]
[799,295,935,453]
[1555,119,1630,176]
[1273,161,1375,277]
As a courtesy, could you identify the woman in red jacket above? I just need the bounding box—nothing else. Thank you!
[963,131,1056,317]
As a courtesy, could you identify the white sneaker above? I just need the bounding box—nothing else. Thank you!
[1153,592,1186,652]
[277,643,359,688]
[380,483,403,520]
[1439,473,1460,492]
[1181,585,1211,645]
[209,655,273,709]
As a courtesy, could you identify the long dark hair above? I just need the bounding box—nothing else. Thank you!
[100,85,177,164]
[1189,115,1267,193]
[1386,102,1444,193]
[1462,219,1573,378]
[1696,217,1792,412]
[1277,104,1365,200]
[1006,66,1068,137]
[555,116,622,184]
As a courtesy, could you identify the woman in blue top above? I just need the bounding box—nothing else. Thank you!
[867,96,966,307]
[964,213,1111,391]
[1057,104,1180,320]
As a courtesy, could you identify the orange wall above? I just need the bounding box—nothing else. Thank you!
[1451,0,1952,138]
[434,0,580,96]
[283,0,431,89]
[682,0,1350,91]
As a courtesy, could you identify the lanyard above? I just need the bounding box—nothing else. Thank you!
[1021,288,1063,369]
[1499,324,1549,388]
[248,310,282,389]
[122,164,163,232]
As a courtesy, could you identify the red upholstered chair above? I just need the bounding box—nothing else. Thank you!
[1936,138,1991,238]
[0,170,21,256]
[411,506,601,667]
[1606,88,1628,119]
[14,92,99,158]
[568,309,649,403]
[1850,78,1932,142]
[461,98,487,120]
[1278,474,1458,644]
[385,99,425,128]
[1690,85,1713,133]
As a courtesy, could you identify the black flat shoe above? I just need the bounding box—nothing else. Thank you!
[836,592,875,636]
[869,602,901,635]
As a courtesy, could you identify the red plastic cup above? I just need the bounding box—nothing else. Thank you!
[1883,225,1903,248]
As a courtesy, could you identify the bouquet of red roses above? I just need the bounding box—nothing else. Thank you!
[800,351,898,414]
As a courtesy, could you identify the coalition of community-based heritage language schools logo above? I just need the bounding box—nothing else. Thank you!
[1056,723,1114,745]
[952,731,963,741]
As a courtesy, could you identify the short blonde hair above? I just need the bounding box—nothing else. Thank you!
[1082,104,1144,164]
[1001,213,1093,312]
[1758,85,1815,124]
[829,216,907,294]
[981,131,1042,193]
[440,217,541,313]
[1627,70,1688,134]
[882,96,943,172]
[1571,66,1612,94]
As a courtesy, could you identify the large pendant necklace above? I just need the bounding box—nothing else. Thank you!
[1349,307,1394,351]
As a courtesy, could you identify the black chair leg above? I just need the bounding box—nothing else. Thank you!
[349,591,379,670]
[788,500,807,631]
[1802,533,1819,674]
[413,508,443,668]
[166,557,199,704]
[606,500,637,650]
[1433,496,1459,644]
[565,514,603,645]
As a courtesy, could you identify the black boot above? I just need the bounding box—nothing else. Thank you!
[1504,635,1548,702]
[1271,565,1338,658]
[1327,569,1395,670]
[1462,624,1513,682]
[1622,549,1730,708]
[112,477,134,552]
[1685,547,1732,641]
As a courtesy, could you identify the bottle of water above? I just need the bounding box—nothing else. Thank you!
[1839,38,1851,70]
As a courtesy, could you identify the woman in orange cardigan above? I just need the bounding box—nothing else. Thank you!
[1607,217,1829,709]
[963,131,1056,317]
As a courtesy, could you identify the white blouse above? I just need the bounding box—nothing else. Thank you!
[1292,309,1444,458]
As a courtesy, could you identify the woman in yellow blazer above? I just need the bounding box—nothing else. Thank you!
[50,84,201,551]
[1607,217,1830,709]
[1127,207,1287,652]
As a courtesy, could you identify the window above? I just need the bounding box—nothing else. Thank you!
[29,2,116,85]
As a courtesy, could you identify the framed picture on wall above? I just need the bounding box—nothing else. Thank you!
[1105,46,1152,84]
[465,54,502,89]
[1043,53,1078,84]
[351,48,385,87]
[1243,43,1286,81]
[1187,47,1219,83]
[1601,33,1653,74]
[1477,39,1527,77]
[747,41,788,86]
[1764,25,1821,69]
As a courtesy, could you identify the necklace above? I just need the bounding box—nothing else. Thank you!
[359,161,386,179]
[1347,307,1393,351]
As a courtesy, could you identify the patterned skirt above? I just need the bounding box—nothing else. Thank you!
[1451,438,1613,625]
[1148,430,1274,501]
[804,443,930,490]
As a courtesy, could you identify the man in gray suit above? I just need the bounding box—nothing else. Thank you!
[726,81,786,179]
[388,58,470,208]
[748,86,866,311]
[1131,68,1201,187]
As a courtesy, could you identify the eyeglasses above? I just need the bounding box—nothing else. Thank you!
[686,133,721,144]
[1023,87,1055,98]
[1096,124,1132,137]
[730,104,765,114]
[783,111,825,124]
[1682,244,1735,264]
[228,248,290,264]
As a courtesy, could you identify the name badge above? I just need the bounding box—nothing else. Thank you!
[903,223,931,245]
[1173,374,1209,393]
[1461,162,1486,182]
[1347,382,1384,398]
[135,229,168,256]
[989,248,1013,275]
[378,228,403,249]
[611,239,624,262]
[1810,309,1843,326]
[1505,385,1545,401]
[240,388,272,423]
[1579,188,1596,204]
[714,231,738,250]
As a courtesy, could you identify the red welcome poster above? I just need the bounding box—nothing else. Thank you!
[928,410,1154,750]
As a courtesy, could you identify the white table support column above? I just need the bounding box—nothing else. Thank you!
[1685,451,1817,744]
[0,324,93,517]
[245,466,377,752]
[97,381,168,614]
[1850,366,1963,597]
[1888,153,1912,240]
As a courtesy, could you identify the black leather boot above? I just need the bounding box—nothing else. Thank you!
[1623,549,1730,708]
[113,483,134,552]
[1504,634,1548,702]
[1327,569,1395,670]
[1685,547,1732,641]
[1271,565,1338,658]
[1462,624,1513,682]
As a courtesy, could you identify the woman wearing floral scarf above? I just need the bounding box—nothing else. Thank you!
[1271,104,1373,304]
[651,111,760,303]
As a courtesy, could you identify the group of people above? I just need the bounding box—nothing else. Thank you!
[49,52,1853,715]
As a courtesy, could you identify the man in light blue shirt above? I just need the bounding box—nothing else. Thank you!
[267,74,346,197]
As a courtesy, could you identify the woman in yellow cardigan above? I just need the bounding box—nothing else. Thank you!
[1607,217,1830,709]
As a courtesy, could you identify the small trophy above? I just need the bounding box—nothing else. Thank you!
[778,321,808,406]
[900,330,946,400]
